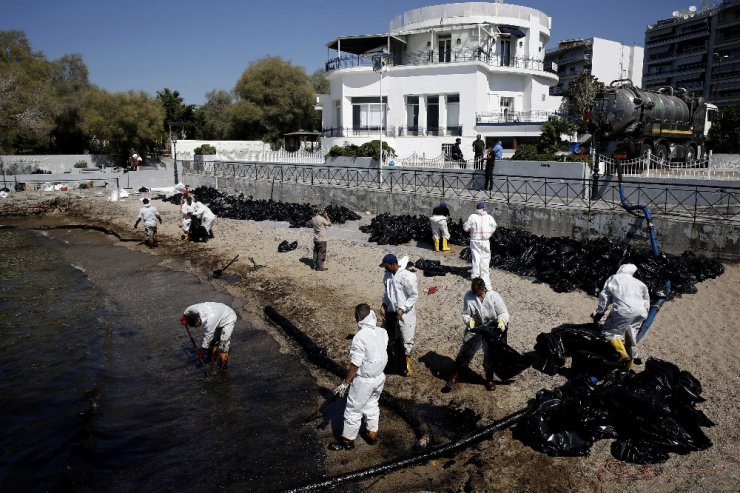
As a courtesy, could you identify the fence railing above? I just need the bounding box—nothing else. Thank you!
[598,152,740,181]
[321,126,464,138]
[390,153,486,170]
[325,50,546,72]
[182,161,740,223]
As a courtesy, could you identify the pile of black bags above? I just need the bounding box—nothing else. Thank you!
[159,186,361,228]
[359,213,723,300]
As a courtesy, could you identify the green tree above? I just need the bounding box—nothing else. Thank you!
[157,88,196,139]
[80,89,165,162]
[0,30,54,153]
[708,104,740,153]
[538,117,577,153]
[563,72,601,130]
[196,89,234,139]
[49,53,91,153]
[233,57,316,144]
[310,69,329,94]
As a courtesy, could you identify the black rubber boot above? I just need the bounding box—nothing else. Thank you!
[328,438,355,451]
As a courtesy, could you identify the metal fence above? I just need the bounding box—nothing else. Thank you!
[599,152,740,181]
[183,161,740,223]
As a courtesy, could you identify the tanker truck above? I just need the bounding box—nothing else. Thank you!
[589,79,718,162]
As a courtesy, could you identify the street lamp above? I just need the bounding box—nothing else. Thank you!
[172,135,178,185]
[713,51,729,102]
[373,53,387,165]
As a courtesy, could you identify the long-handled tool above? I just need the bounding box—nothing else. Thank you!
[182,322,210,377]
[213,254,239,277]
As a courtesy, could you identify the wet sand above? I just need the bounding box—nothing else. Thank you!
[2,193,739,492]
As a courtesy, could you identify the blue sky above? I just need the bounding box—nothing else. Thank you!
[3,0,697,105]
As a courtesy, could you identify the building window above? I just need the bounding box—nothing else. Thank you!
[439,35,452,63]
[351,96,386,129]
[427,96,440,135]
[501,97,514,120]
[406,96,419,132]
[500,38,511,66]
[446,94,460,133]
[335,100,341,129]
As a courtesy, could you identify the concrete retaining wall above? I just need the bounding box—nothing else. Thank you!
[184,173,739,261]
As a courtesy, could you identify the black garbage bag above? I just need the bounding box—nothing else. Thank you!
[471,325,532,381]
[188,215,209,243]
[277,240,298,252]
[138,186,150,193]
[414,259,471,279]
[611,438,670,464]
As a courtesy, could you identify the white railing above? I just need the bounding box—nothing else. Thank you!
[599,151,740,180]
[386,152,476,169]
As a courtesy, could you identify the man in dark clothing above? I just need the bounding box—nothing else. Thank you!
[473,134,485,169]
[451,138,464,168]
[484,144,495,191]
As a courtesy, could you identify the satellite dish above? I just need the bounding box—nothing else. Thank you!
[648,24,654,29]
[672,10,680,17]
[689,5,697,12]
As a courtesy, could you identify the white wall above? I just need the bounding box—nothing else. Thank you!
[171,140,269,161]
[592,38,644,87]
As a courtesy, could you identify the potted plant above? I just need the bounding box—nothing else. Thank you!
[193,144,217,164]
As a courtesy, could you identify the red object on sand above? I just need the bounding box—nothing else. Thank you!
[427,286,438,295]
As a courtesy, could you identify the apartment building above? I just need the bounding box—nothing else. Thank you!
[643,0,740,107]
[544,38,644,95]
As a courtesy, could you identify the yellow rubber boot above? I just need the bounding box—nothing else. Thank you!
[441,237,451,251]
[609,338,633,369]
[432,238,440,252]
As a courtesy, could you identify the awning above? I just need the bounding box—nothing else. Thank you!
[326,34,406,55]
[498,25,526,38]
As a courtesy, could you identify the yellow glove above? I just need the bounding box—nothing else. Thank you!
[466,319,476,330]
[497,319,506,332]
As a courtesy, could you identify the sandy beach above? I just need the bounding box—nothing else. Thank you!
[2,191,738,492]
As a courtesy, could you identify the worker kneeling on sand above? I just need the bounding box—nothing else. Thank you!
[329,303,389,451]
[591,264,650,369]
[134,198,162,247]
[429,201,451,252]
[180,302,237,370]
[194,199,217,238]
[444,277,510,392]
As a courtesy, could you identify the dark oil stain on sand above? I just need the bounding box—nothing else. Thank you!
[0,225,325,491]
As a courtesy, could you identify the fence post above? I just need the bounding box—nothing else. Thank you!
[645,149,651,178]
[693,185,699,221]
[708,150,713,180]
[311,168,314,186]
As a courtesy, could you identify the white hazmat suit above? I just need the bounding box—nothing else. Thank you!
[137,203,161,237]
[183,302,237,352]
[181,201,196,233]
[429,215,450,240]
[595,264,650,360]
[458,290,510,376]
[194,201,217,233]
[463,208,497,290]
[382,257,419,355]
[342,310,389,441]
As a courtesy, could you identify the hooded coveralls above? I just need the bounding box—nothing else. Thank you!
[463,209,497,290]
[382,262,419,355]
[181,201,196,233]
[459,290,510,378]
[137,204,161,238]
[595,264,650,360]
[342,311,389,441]
[183,302,237,353]
[194,201,216,233]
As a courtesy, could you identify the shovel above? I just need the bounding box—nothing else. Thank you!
[213,255,239,277]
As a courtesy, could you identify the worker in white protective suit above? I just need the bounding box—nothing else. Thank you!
[463,202,497,291]
[591,264,650,369]
[134,198,162,247]
[380,254,419,377]
[329,304,389,451]
[443,277,510,393]
[180,195,196,240]
[429,201,451,252]
[194,200,217,238]
[180,302,238,370]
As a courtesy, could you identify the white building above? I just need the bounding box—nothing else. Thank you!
[317,2,562,162]
[545,37,644,95]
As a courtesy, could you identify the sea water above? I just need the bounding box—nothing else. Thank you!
[0,227,325,491]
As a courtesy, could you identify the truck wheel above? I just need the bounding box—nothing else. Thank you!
[654,144,670,163]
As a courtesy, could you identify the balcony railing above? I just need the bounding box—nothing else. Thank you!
[325,49,545,73]
[321,126,463,138]
[476,111,554,124]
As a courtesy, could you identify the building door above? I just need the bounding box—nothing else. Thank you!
[426,96,439,135]
[500,39,511,66]
[406,96,419,135]
[439,36,452,63]
[500,97,513,121]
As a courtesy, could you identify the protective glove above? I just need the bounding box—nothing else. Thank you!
[196,348,207,362]
[496,319,506,332]
[591,312,603,323]
[333,381,349,397]
[465,319,476,331]
[180,315,189,326]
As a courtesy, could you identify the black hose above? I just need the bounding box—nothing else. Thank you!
[263,306,432,444]
[282,408,527,492]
